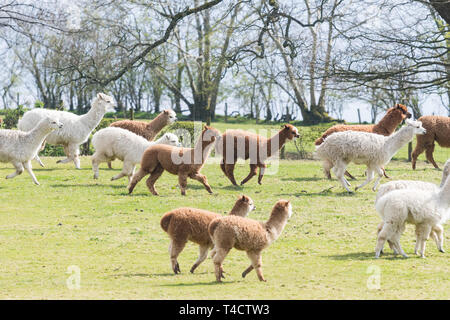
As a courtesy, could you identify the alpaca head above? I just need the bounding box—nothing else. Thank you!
[42,116,63,131]
[282,124,300,140]
[272,199,293,219]
[202,126,221,144]
[94,93,116,113]
[159,132,181,147]
[236,195,256,216]
[441,159,450,188]
[393,104,412,120]
[405,119,426,135]
[163,109,177,124]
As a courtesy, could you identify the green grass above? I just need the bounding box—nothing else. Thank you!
[0,124,449,299]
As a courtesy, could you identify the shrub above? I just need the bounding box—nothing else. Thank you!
[157,121,205,147]
[3,105,25,129]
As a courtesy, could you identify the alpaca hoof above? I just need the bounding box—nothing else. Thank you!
[56,160,61,164]
[439,249,445,253]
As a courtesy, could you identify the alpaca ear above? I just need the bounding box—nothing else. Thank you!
[164,110,169,114]
[241,195,248,202]
[97,93,103,100]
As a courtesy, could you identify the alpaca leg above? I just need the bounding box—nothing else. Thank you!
[190,173,213,194]
[91,152,107,180]
[146,165,164,196]
[375,222,395,258]
[190,244,210,273]
[35,155,45,168]
[127,168,147,194]
[411,142,425,170]
[322,160,333,180]
[425,144,439,169]
[178,174,188,196]
[257,163,266,185]
[432,224,444,253]
[169,239,187,274]
[246,251,265,282]
[377,222,398,254]
[219,159,227,176]
[371,167,384,191]
[111,161,134,181]
[355,168,374,191]
[56,145,72,164]
[241,164,258,185]
[23,161,39,185]
[107,161,113,169]
[416,224,432,258]
[6,162,24,179]
[224,163,238,186]
[344,170,356,180]
[212,247,231,282]
[332,162,351,192]
[72,146,81,169]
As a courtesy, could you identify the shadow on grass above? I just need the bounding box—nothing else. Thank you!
[158,280,239,287]
[324,251,405,261]
[276,190,357,197]
[50,183,125,189]
[281,176,323,182]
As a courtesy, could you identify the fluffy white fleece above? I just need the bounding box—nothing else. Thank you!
[91,127,180,181]
[18,93,115,169]
[0,116,62,184]
[374,175,450,258]
[315,119,426,192]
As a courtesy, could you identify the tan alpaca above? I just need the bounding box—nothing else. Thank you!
[315,104,411,180]
[108,109,176,168]
[209,199,293,282]
[216,124,299,186]
[128,126,221,196]
[160,195,255,274]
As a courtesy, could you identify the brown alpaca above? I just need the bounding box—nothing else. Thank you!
[315,104,411,179]
[128,126,220,196]
[108,109,176,168]
[209,199,292,282]
[160,195,255,274]
[216,124,299,186]
[411,115,450,170]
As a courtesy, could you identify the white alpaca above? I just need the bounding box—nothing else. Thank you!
[315,119,426,192]
[0,116,63,185]
[375,175,450,258]
[91,128,180,182]
[18,93,115,169]
[375,160,450,254]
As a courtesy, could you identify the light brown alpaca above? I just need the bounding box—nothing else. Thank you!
[209,199,292,282]
[160,195,255,274]
[411,115,450,169]
[216,124,299,186]
[128,126,221,196]
[315,104,411,180]
[108,109,176,168]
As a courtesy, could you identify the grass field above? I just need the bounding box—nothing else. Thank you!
[0,122,449,299]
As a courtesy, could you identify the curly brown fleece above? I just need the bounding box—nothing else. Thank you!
[160,195,254,274]
[411,115,450,169]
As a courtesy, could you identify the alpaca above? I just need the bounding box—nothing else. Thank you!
[375,175,450,258]
[209,199,292,282]
[216,124,299,186]
[160,195,255,274]
[315,119,426,192]
[108,109,176,169]
[18,93,115,169]
[0,116,62,184]
[411,115,450,170]
[315,104,411,180]
[91,128,180,182]
[128,126,221,196]
[375,159,450,254]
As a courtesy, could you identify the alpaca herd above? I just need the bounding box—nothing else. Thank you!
[1,95,449,282]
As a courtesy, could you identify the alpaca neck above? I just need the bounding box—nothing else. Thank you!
[146,113,168,136]
[267,130,288,157]
[25,122,53,147]
[79,101,105,132]
[264,213,288,244]
[437,178,450,210]
[383,126,413,161]
[374,111,401,135]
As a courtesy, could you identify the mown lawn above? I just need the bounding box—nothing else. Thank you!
[0,123,449,299]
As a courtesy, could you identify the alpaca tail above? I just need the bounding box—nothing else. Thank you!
[160,212,173,233]
[314,135,325,146]
[128,168,147,194]
[208,219,221,238]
